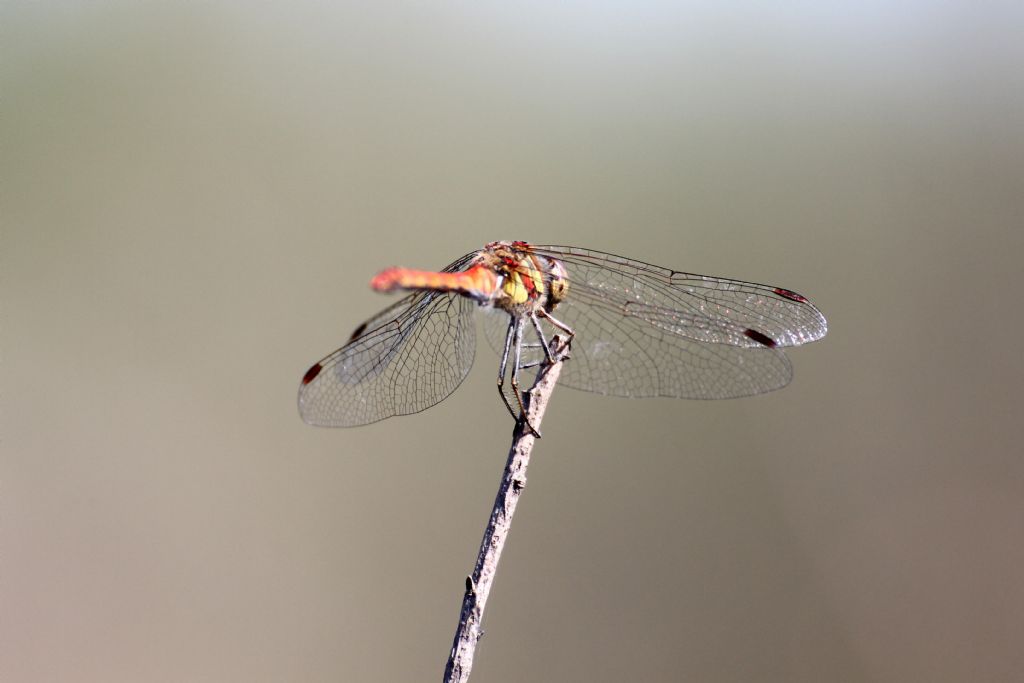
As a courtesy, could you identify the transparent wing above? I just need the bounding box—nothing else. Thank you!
[532,245,827,348]
[298,253,478,427]
[483,298,793,399]
[483,245,826,399]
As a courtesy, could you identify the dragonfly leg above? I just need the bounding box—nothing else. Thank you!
[538,309,574,360]
[497,315,518,422]
[510,319,542,437]
[529,312,557,364]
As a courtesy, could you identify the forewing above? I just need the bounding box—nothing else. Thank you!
[532,245,827,348]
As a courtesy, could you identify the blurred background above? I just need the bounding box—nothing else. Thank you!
[4,2,1023,681]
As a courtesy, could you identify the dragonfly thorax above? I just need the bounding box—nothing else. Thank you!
[479,241,569,316]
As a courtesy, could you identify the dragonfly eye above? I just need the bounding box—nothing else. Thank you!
[547,260,569,306]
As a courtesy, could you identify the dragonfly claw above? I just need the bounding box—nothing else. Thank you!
[521,415,542,438]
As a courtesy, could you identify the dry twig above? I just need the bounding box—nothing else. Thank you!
[442,339,566,683]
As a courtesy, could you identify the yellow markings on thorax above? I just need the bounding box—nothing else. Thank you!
[500,255,546,305]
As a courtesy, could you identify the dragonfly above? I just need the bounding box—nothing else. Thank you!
[298,241,827,433]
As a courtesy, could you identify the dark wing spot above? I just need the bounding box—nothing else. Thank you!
[302,363,323,385]
[744,328,778,348]
[774,287,808,303]
[349,322,368,341]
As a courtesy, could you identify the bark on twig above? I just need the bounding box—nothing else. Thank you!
[442,339,566,683]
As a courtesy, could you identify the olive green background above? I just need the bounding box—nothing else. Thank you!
[4,3,1023,682]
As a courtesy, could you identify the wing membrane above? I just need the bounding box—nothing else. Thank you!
[298,252,478,427]
[482,245,824,399]
[532,245,827,348]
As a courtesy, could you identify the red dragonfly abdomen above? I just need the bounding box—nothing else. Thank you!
[371,264,500,302]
